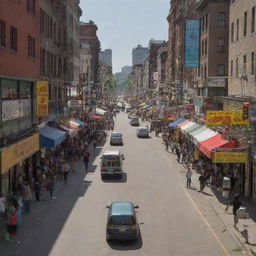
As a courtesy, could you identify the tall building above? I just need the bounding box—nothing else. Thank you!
[115,66,132,89]
[132,45,149,66]
[99,49,112,67]
[0,0,40,195]
[195,0,229,114]
[80,21,101,88]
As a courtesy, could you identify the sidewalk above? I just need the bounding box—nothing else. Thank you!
[161,139,256,255]
[0,143,97,256]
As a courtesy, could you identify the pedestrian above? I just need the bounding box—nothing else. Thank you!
[7,208,18,240]
[34,181,41,202]
[47,177,55,200]
[199,174,206,192]
[93,139,97,152]
[83,152,90,172]
[21,182,32,214]
[232,194,242,229]
[175,147,180,163]
[0,192,6,215]
[63,161,70,184]
[186,167,193,188]
[165,139,169,152]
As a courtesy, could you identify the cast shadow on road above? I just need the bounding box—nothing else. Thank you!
[107,233,143,251]
[102,173,127,183]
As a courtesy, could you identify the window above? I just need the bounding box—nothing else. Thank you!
[231,60,234,76]
[40,9,44,33]
[243,54,247,73]
[252,6,255,33]
[205,39,207,55]
[10,26,18,51]
[205,13,208,30]
[244,11,247,36]
[252,52,255,74]
[201,41,204,56]
[2,80,18,99]
[236,19,239,40]
[27,0,36,14]
[217,12,225,27]
[0,20,6,47]
[231,22,234,42]
[217,64,225,76]
[217,38,225,53]
[19,81,31,99]
[28,35,35,58]
[236,58,239,76]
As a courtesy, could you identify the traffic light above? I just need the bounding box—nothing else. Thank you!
[242,102,249,120]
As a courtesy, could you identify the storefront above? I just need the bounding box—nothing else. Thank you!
[0,133,40,196]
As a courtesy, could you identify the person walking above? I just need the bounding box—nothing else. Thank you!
[47,176,55,200]
[34,181,41,202]
[232,194,242,229]
[175,147,181,163]
[21,182,32,214]
[186,167,193,188]
[83,151,90,172]
[165,139,169,152]
[93,139,97,153]
[199,174,206,192]
[63,161,70,184]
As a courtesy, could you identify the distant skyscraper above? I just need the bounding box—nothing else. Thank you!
[121,66,132,73]
[132,45,149,66]
[99,49,112,67]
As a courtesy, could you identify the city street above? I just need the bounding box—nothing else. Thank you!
[13,112,247,256]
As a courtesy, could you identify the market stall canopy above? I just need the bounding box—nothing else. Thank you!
[199,134,237,158]
[69,119,85,128]
[182,123,201,134]
[96,108,107,116]
[187,124,203,135]
[177,119,190,127]
[40,126,66,148]
[168,115,177,121]
[193,128,218,144]
[168,118,186,129]
[189,125,208,137]
[59,125,78,138]
[180,121,196,131]
[90,115,104,120]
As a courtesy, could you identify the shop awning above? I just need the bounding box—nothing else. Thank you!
[40,126,66,148]
[193,128,218,144]
[96,108,107,116]
[168,115,177,121]
[189,125,208,137]
[59,125,78,138]
[177,119,190,127]
[168,118,186,128]
[180,122,196,131]
[187,124,203,135]
[199,134,237,158]
[69,119,85,129]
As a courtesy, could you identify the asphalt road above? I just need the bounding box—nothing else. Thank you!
[13,112,246,256]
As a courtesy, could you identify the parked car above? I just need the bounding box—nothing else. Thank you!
[128,113,134,119]
[110,132,123,145]
[106,202,140,241]
[130,117,140,126]
[100,150,125,179]
[137,127,149,138]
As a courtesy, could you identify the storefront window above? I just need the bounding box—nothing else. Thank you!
[2,79,18,99]
[19,81,32,99]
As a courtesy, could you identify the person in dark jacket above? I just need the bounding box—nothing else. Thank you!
[232,194,242,228]
[175,147,180,163]
[34,182,41,202]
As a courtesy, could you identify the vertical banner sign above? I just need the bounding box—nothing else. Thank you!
[37,81,48,116]
[185,20,200,68]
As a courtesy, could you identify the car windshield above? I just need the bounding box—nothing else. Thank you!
[103,160,120,167]
[110,215,135,225]
[132,118,138,121]
[140,128,148,132]
[112,133,122,137]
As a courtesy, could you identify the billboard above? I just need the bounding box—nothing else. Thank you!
[184,20,200,68]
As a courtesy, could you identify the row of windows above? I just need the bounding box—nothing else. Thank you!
[200,64,226,78]
[230,52,255,76]
[201,37,225,57]
[201,12,226,33]
[0,20,36,58]
[231,6,256,42]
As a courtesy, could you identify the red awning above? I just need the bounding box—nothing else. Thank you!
[168,115,177,121]
[177,119,189,127]
[199,133,237,158]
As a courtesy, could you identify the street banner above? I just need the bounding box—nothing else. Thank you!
[213,152,248,163]
[37,81,48,116]
[184,20,200,68]
[206,111,249,126]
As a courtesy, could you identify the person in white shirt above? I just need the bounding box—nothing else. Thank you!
[186,167,193,188]
[0,192,6,214]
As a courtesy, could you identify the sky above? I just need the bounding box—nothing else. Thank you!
[80,0,170,73]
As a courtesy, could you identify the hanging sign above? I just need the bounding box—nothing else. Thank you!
[213,152,248,163]
[37,81,48,116]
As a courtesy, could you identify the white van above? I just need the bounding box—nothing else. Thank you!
[100,150,125,179]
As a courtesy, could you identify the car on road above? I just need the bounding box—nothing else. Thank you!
[100,150,125,179]
[130,117,140,126]
[110,132,123,145]
[137,127,149,138]
[106,202,140,241]
[128,113,134,119]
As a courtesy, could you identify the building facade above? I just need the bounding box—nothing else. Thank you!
[99,49,112,67]
[132,45,149,66]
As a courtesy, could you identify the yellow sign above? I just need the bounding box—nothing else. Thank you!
[213,152,248,163]
[37,81,48,116]
[206,111,248,126]
[194,148,199,160]
[1,133,39,174]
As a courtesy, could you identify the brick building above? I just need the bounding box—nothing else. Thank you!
[80,21,101,92]
[0,0,40,195]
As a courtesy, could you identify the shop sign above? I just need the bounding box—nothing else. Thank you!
[213,152,248,163]
[68,100,82,109]
[1,133,39,174]
[208,78,225,88]
[194,148,199,160]
[206,111,249,126]
[37,81,48,116]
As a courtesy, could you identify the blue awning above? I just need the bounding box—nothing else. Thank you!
[40,126,66,148]
[168,117,186,129]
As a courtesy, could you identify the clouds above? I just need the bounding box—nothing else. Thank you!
[80,0,169,72]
